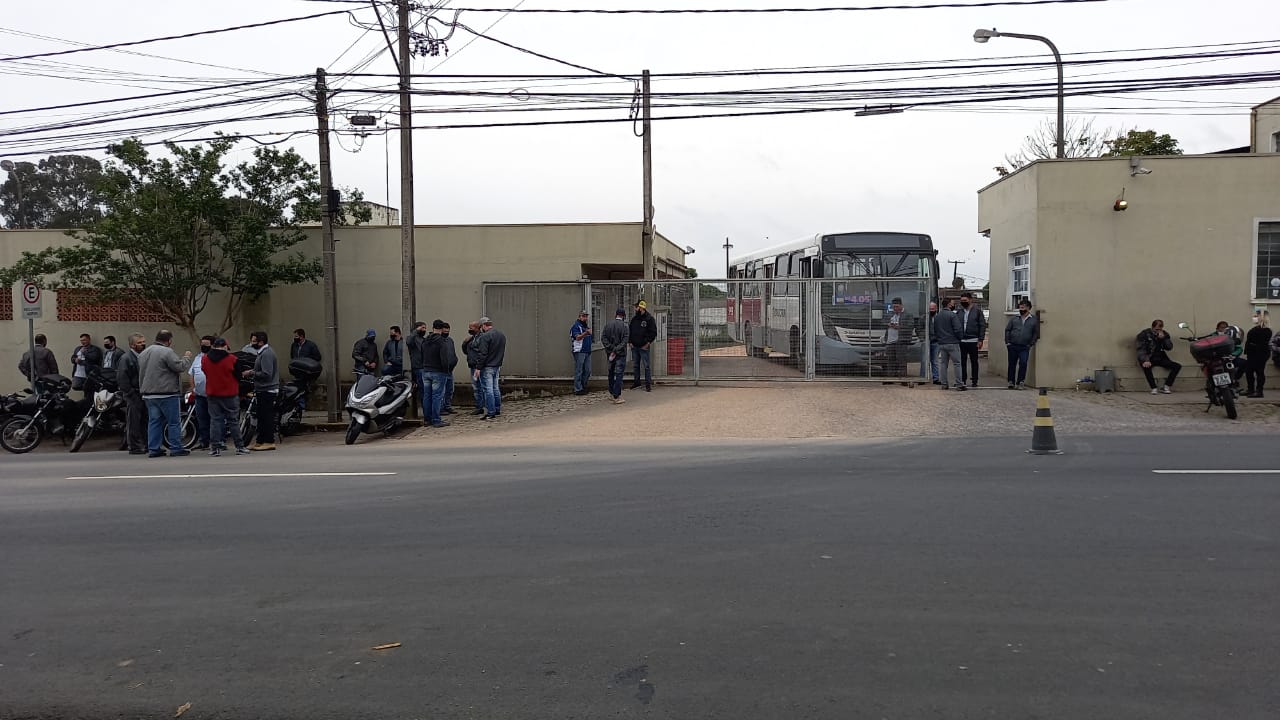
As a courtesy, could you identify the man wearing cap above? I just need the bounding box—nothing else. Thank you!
[416,320,451,427]
[570,310,594,395]
[601,307,630,404]
[629,300,657,391]
[352,328,379,374]
[470,317,507,420]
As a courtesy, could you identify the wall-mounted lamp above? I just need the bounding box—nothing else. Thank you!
[1113,188,1128,211]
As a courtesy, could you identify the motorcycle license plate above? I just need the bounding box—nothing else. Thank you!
[1212,372,1232,387]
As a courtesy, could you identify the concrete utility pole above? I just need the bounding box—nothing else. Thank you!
[314,68,342,423]
[397,0,418,331]
[641,69,654,280]
[722,237,733,277]
[948,259,966,284]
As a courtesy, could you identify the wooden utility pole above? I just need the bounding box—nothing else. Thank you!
[948,259,966,284]
[314,68,342,423]
[397,0,417,331]
[641,69,654,280]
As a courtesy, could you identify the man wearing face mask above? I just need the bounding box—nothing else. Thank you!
[117,333,148,455]
[422,320,451,428]
[1004,299,1039,390]
[241,331,279,451]
[383,326,405,377]
[407,320,431,419]
[188,335,215,450]
[956,292,986,388]
[461,321,484,415]
[440,322,458,415]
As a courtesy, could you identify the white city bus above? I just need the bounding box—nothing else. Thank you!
[727,231,939,368]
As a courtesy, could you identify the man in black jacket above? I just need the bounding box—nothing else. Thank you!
[955,292,986,388]
[441,322,458,414]
[290,328,322,363]
[461,321,484,415]
[1136,319,1180,394]
[470,317,507,419]
[407,321,431,420]
[352,329,379,374]
[628,300,658,391]
[422,320,451,427]
[116,333,148,454]
[70,333,104,397]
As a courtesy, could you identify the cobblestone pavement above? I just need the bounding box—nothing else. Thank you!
[401,381,1278,447]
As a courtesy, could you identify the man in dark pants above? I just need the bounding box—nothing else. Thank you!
[117,333,148,455]
[422,320,451,428]
[440,322,458,414]
[629,300,657,391]
[352,329,379,374]
[188,335,214,449]
[471,317,507,420]
[242,331,279,451]
[1136,319,1181,395]
[1004,299,1039,390]
[883,297,912,378]
[956,291,986,387]
[69,333,104,399]
[602,307,630,404]
[462,321,484,415]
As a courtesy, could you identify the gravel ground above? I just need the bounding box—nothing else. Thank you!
[402,381,1278,447]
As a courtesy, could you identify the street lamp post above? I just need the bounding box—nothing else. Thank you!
[973,28,1065,160]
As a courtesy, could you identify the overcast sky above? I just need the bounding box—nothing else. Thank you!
[2,0,1276,284]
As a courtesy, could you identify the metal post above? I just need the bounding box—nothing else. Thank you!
[692,280,701,383]
[315,68,342,423]
[398,0,418,332]
[27,318,37,392]
[722,237,733,278]
[641,69,654,280]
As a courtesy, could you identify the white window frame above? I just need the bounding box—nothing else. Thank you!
[1251,217,1280,303]
[1272,130,1280,153]
[1007,245,1031,312]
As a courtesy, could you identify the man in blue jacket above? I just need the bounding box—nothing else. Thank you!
[1004,299,1039,390]
[570,310,593,395]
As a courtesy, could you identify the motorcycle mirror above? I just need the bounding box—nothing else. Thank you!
[1177,322,1190,329]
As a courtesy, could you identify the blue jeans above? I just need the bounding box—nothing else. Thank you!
[631,347,651,388]
[1007,344,1031,384]
[608,351,626,398]
[194,394,210,446]
[145,395,183,454]
[480,367,502,416]
[573,351,591,392]
[470,369,484,410]
[443,374,455,410]
[424,371,448,425]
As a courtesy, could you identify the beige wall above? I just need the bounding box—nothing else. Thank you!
[979,154,1280,389]
[1251,97,1280,153]
[1,222,683,393]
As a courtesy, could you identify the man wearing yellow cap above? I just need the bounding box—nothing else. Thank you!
[628,300,657,391]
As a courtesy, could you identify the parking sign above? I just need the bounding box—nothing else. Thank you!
[21,282,42,319]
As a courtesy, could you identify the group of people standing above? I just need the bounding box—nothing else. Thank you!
[351,318,508,426]
[568,300,659,403]
[1137,311,1275,398]
[927,292,990,390]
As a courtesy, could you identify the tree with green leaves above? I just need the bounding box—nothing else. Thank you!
[0,138,368,344]
[0,154,106,229]
[1102,129,1182,157]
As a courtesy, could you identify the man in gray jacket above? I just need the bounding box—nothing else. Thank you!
[1004,299,1039,389]
[932,299,965,391]
[470,317,507,420]
[242,331,280,451]
[137,329,193,457]
[601,307,630,404]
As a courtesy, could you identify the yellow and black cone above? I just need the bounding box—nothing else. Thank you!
[1028,387,1063,455]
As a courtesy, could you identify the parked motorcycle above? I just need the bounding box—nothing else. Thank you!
[0,374,84,454]
[180,390,201,449]
[238,357,323,443]
[69,370,127,453]
[1178,322,1240,419]
[343,371,414,445]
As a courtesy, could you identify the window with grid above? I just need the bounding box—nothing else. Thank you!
[1008,248,1030,310]
[1256,221,1280,301]
[0,286,12,320]
[56,289,170,323]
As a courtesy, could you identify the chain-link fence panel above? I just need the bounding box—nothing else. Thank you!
[591,281,695,381]
[701,279,808,379]
[815,279,930,380]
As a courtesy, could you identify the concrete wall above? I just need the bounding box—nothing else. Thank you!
[979,154,1280,390]
[977,163,1040,386]
[1252,97,1280,153]
[1,222,684,396]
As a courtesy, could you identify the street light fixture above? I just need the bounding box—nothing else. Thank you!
[973,27,1065,160]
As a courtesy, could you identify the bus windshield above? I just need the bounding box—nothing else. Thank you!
[823,252,932,279]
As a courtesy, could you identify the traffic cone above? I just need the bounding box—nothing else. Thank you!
[1027,387,1063,455]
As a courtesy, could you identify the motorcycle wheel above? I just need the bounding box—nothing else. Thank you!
[1221,387,1238,419]
[1,416,43,454]
[181,412,198,450]
[69,416,94,453]
[239,406,256,446]
[344,419,361,445]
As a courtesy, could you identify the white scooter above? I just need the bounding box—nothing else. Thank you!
[343,371,414,445]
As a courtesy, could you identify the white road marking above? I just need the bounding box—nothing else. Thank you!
[65,472,398,480]
[1152,470,1280,474]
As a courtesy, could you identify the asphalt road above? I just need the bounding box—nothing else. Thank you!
[2,434,1278,719]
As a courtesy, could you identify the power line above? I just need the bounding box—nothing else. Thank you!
[0,10,354,63]
[311,0,1105,11]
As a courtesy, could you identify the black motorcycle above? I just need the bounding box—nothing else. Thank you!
[0,374,84,454]
[239,357,322,443]
[1178,322,1240,420]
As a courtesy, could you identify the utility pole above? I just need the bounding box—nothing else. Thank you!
[315,68,342,423]
[948,259,966,284]
[641,69,654,280]
[722,237,733,277]
[397,0,417,332]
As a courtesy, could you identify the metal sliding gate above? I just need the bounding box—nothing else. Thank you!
[482,278,933,382]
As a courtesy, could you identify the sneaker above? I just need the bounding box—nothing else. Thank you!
[129,449,147,455]
[954,385,967,391]
[251,443,276,451]
[644,386,652,392]
[1016,383,1027,390]
[970,381,978,388]
[147,451,166,458]
[1151,388,1160,395]
[613,397,626,404]
[170,450,190,457]
[471,409,485,416]
[430,421,451,428]
[235,447,251,455]
[442,408,457,415]
[1160,386,1172,394]
[483,414,497,421]
[1007,383,1016,390]
[209,448,222,457]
